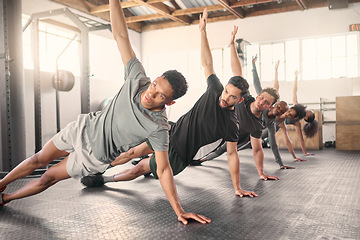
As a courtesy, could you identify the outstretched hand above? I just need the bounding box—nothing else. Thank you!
[235,189,258,198]
[252,55,257,64]
[178,212,211,225]
[110,148,135,166]
[199,8,208,31]
[294,70,299,78]
[260,174,279,181]
[275,60,280,70]
[230,25,238,45]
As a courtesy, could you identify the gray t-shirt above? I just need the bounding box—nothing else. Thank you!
[85,57,169,163]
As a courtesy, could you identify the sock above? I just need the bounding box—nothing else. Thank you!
[103,175,115,183]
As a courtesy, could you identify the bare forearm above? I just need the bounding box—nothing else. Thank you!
[295,125,307,154]
[281,130,296,159]
[111,144,153,166]
[200,29,214,77]
[292,74,298,105]
[227,152,241,192]
[253,149,264,177]
[285,139,297,159]
[274,69,279,91]
[109,0,135,64]
[110,0,128,41]
[230,42,242,76]
[157,167,184,217]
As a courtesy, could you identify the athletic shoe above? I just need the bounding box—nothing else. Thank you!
[131,155,149,166]
[131,159,141,166]
[81,174,104,187]
[0,186,6,192]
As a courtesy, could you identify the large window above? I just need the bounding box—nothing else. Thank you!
[244,33,359,82]
[22,16,80,76]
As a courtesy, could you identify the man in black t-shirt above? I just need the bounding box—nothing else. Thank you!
[81,8,258,198]
[194,46,281,181]
[199,88,281,180]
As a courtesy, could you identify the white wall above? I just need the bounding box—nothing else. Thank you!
[140,3,360,143]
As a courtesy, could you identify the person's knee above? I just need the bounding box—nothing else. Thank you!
[38,171,57,187]
[129,162,150,177]
[27,153,46,168]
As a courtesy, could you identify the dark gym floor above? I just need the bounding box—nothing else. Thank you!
[1,148,359,240]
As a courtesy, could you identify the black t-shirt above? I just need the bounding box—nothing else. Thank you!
[170,74,239,164]
[235,95,264,143]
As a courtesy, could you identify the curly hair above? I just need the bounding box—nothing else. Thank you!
[303,119,319,138]
[228,76,249,97]
[291,104,306,119]
[261,88,279,105]
[162,70,188,100]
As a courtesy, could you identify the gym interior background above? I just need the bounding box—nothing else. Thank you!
[0,0,359,239]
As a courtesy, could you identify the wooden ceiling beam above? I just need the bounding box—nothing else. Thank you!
[90,0,171,13]
[132,0,191,25]
[231,0,277,7]
[126,13,163,23]
[217,0,245,18]
[142,13,237,31]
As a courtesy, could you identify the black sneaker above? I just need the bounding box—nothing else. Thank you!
[81,174,104,187]
[131,159,141,165]
[131,155,149,166]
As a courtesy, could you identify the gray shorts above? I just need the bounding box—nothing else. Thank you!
[53,114,109,179]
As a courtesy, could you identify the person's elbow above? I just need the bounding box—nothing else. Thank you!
[113,31,129,44]
[202,60,213,70]
[156,164,173,179]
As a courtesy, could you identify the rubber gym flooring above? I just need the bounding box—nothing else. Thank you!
[0,148,359,240]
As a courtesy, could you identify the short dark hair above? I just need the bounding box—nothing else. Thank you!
[261,87,279,105]
[162,70,188,100]
[303,119,319,138]
[291,104,306,119]
[228,76,249,97]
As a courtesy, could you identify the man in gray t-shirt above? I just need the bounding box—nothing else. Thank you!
[0,0,210,225]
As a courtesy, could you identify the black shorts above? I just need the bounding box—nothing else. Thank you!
[146,139,187,179]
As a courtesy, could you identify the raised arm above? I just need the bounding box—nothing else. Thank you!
[226,141,257,197]
[252,55,262,95]
[230,26,242,77]
[273,60,280,91]
[292,70,299,105]
[110,0,136,66]
[199,8,215,79]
